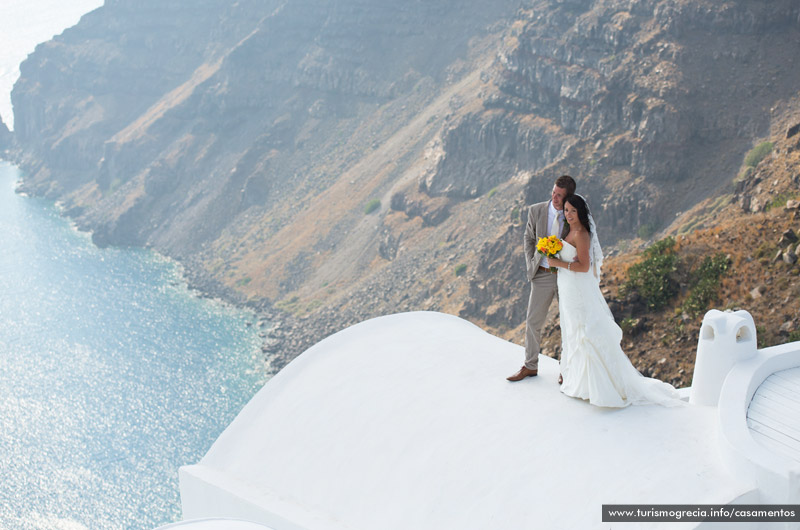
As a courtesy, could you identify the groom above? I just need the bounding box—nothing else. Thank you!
[507,174,576,381]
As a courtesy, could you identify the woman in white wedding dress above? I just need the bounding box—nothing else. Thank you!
[547,195,684,408]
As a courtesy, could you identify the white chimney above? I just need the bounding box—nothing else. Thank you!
[690,309,758,406]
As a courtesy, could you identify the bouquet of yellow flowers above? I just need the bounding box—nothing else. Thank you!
[536,235,563,272]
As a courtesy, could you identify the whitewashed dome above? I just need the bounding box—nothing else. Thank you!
[177,312,767,529]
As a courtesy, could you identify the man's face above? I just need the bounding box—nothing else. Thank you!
[551,185,568,210]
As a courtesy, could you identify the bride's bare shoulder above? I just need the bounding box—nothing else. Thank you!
[572,229,591,246]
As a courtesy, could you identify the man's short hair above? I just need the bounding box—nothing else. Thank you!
[555,175,576,196]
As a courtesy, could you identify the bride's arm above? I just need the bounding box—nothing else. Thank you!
[550,232,591,273]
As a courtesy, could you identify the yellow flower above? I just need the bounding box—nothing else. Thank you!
[536,235,563,272]
[537,235,562,257]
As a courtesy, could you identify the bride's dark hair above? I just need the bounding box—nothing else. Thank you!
[565,194,592,234]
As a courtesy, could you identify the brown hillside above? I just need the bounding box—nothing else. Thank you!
[8,0,800,370]
[530,101,800,388]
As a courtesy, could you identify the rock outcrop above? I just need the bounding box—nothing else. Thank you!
[0,116,10,152]
[8,0,800,368]
[448,0,800,330]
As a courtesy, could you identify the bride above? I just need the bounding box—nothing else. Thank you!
[547,195,684,408]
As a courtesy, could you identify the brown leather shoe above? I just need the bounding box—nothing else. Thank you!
[507,366,538,381]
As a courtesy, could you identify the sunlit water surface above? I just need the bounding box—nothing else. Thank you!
[0,161,269,529]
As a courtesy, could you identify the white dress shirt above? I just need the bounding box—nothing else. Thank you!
[541,201,564,268]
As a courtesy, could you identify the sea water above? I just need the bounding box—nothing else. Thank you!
[0,161,269,529]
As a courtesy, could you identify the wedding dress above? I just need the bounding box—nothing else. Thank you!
[557,241,684,408]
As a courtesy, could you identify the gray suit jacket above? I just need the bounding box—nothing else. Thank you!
[524,201,570,282]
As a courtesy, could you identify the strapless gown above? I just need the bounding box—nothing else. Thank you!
[557,241,684,408]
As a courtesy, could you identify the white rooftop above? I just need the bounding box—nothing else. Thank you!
[174,311,800,530]
[746,367,800,463]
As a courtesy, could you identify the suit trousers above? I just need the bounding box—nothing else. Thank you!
[524,269,558,370]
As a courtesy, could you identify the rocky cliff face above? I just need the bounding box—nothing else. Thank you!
[439,0,800,331]
[0,117,9,152]
[9,0,800,369]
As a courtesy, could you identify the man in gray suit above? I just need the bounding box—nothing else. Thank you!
[507,175,576,381]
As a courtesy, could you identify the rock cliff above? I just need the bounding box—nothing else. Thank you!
[9,0,800,371]
[450,0,800,334]
[0,116,9,152]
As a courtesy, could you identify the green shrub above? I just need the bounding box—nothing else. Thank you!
[755,240,777,259]
[735,166,754,183]
[276,295,299,310]
[644,237,677,257]
[275,295,322,316]
[620,317,637,335]
[455,263,467,277]
[487,187,498,198]
[621,237,679,311]
[756,325,768,349]
[109,177,123,193]
[364,199,381,214]
[744,141,774,168]
[766,191,800,212]
[681,254,729,318]
[637,222,657,240]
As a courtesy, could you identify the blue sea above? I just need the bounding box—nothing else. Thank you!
[0,161,269,529]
